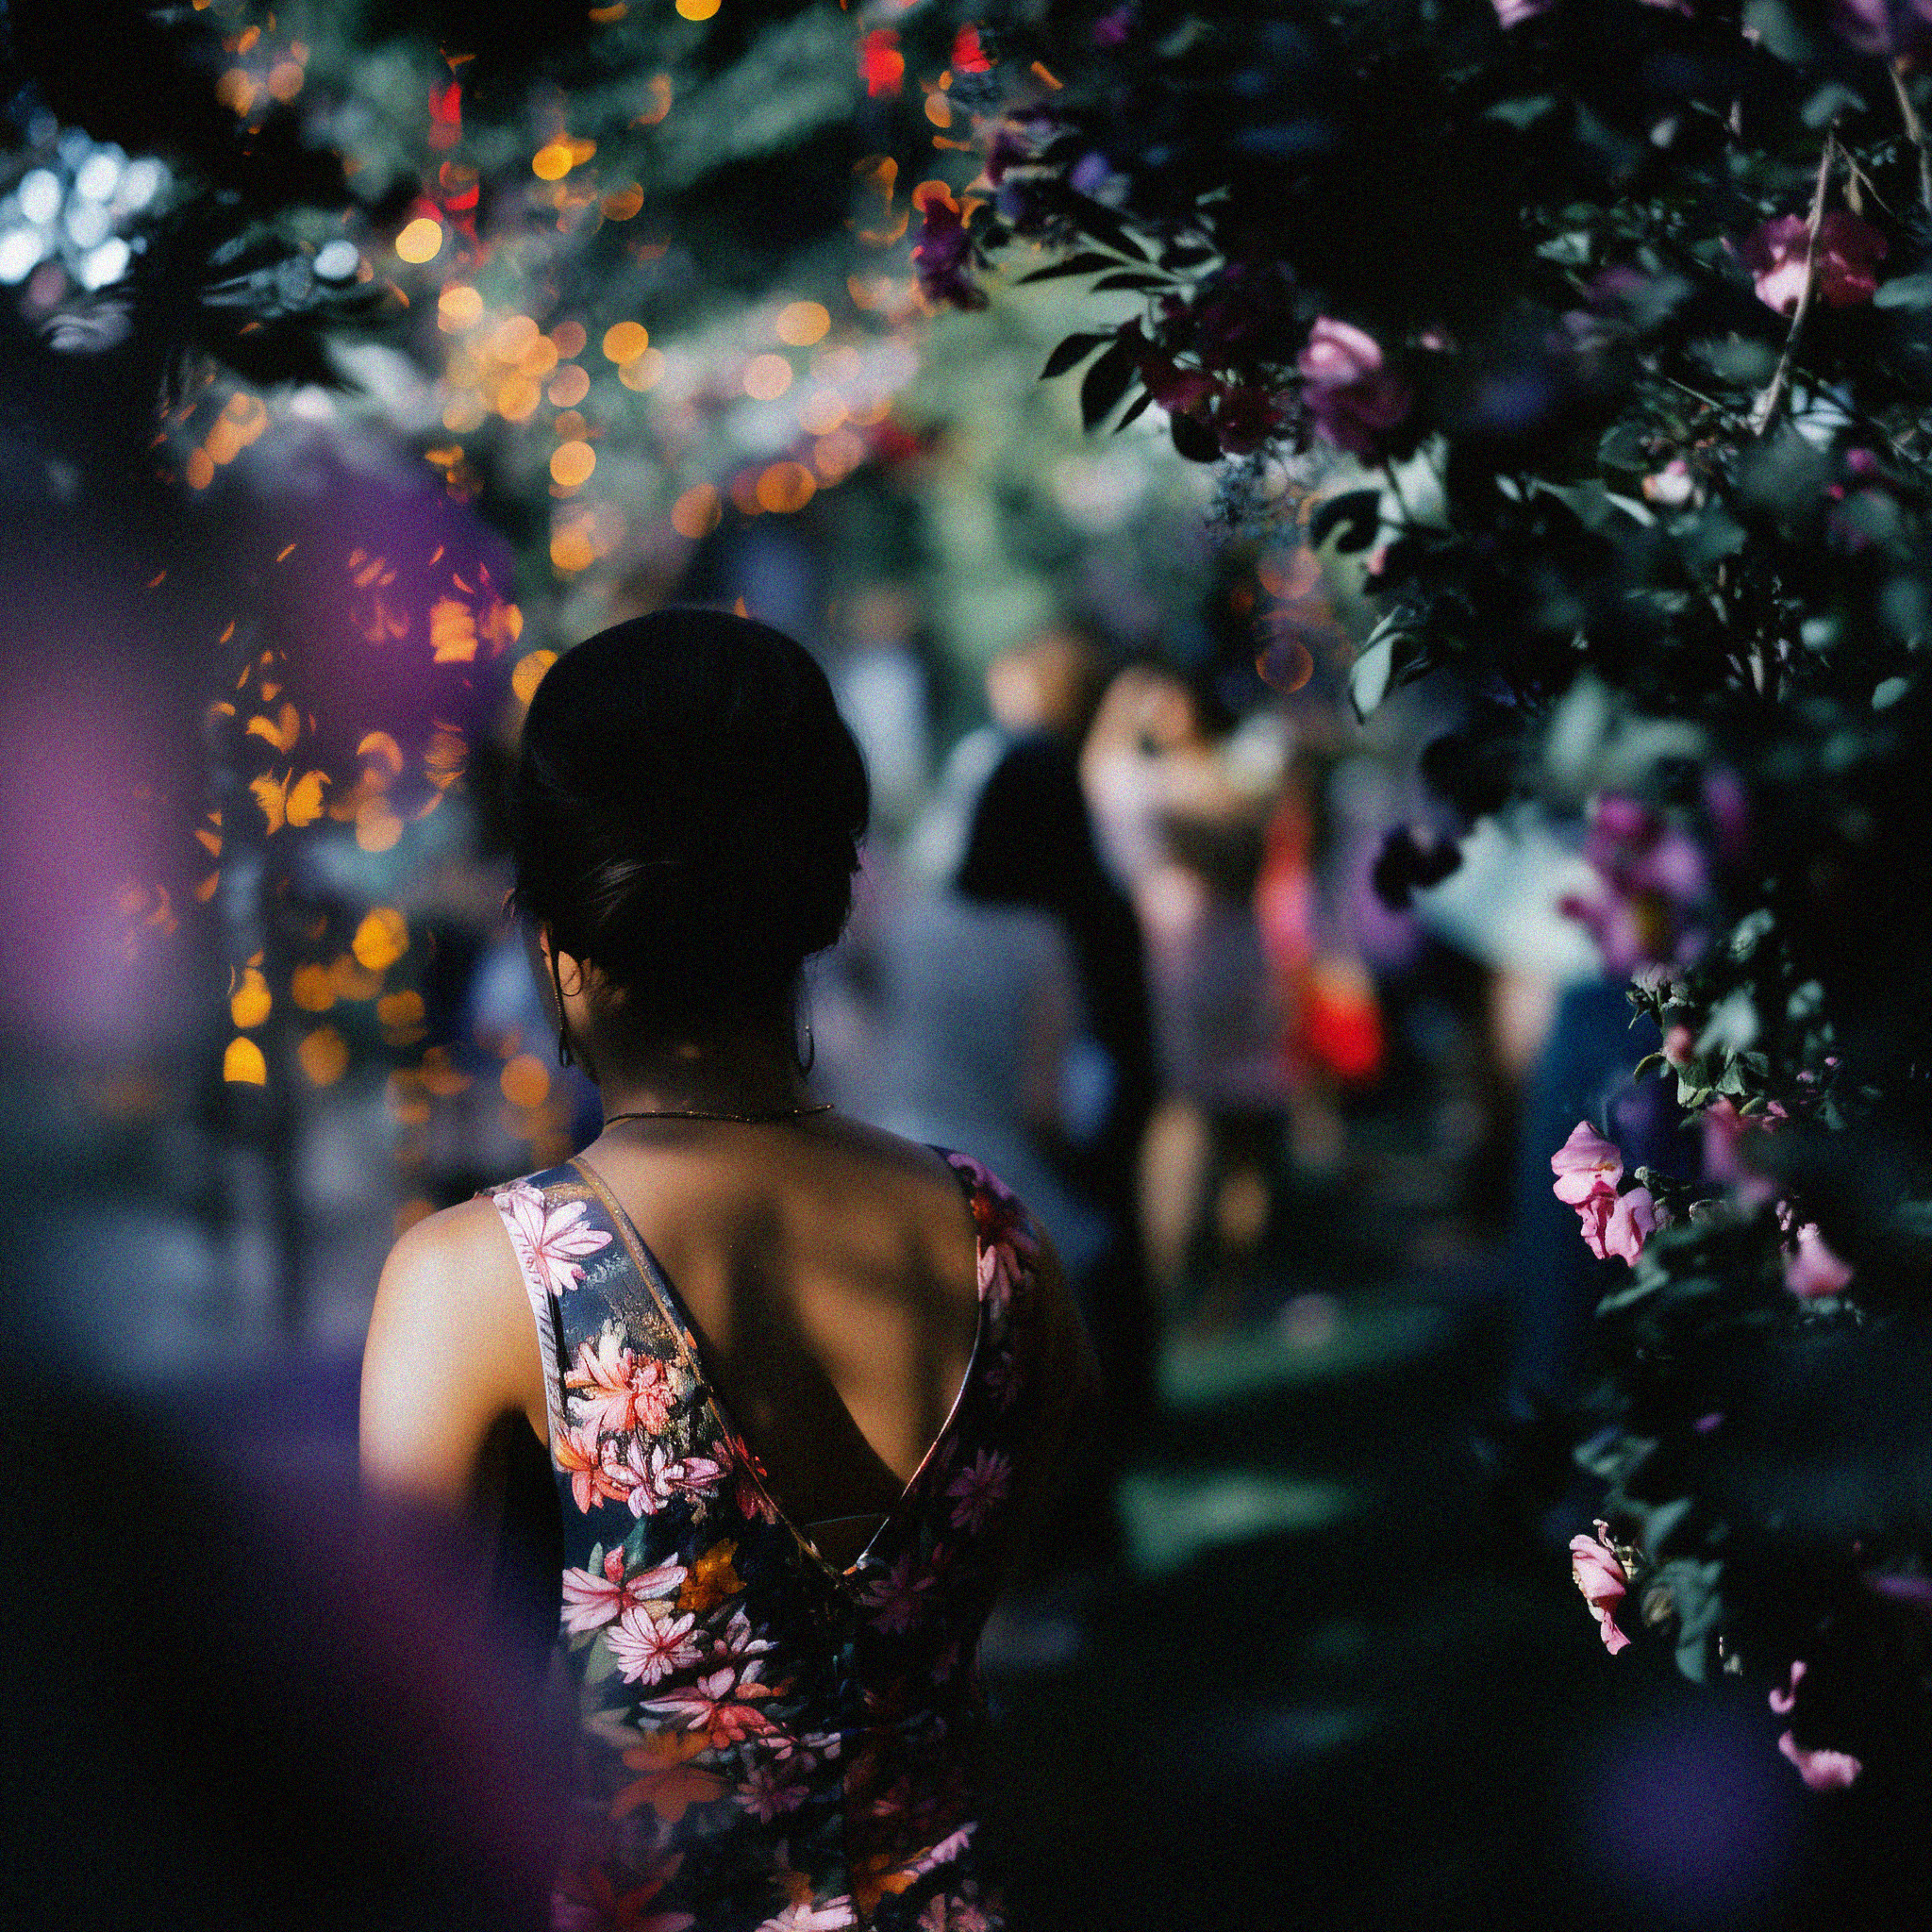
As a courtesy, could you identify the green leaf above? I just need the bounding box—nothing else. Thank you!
[1487,95,1557,131]
[1017,251,1124,285]
[1079,339,1137,429]
[1171,410,1220,462]
[1874,273,1932,310]
[1040,332,1112,381]
[1309,488,1381,554]
[1113,386,1156,432]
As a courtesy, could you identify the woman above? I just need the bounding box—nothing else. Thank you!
[361,609,1093,1932]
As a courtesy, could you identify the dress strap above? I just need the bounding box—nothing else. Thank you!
[485,1172,615,1449]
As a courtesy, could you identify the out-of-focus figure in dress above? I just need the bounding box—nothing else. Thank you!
[1080,664,1290,1317]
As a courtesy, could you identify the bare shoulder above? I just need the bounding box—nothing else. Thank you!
[360,1191,544,1507]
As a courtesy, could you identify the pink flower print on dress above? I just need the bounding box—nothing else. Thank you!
[553,1851,694,1932]
[625,1441,729,1517]
[858,1551,937,1634]
[643,1663,784,1747]
[493,1181,612,1301]
[557,1421,630,1515]
[1785,1222,1853,1298]
[982,1342,1023,1410]
[566,1333,675,1439]
[919,1893,991,1932]
[754,1903,858,1932]
[1552,1121,1624,1205]
[708,1607,775,1663]
[736,1760,809,1822]
[944,1449,1011,1534]
[608,1604,704,1687]
[1570,1520,1633,1655]
[560,1547,687,1636]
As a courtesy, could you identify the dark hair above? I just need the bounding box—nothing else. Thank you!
[511,608,869,1033]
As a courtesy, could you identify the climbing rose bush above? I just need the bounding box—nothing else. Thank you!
[897,0,1932,1788]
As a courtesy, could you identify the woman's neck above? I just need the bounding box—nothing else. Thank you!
[591,1022,810,1123]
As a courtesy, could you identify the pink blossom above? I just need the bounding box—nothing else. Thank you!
[560,1548,687,1636]
[492,1181,611,1301]
[608,1604,703,1686]
[1552,1121,1624,1206]
[736,1761,809,1821]
[755,1903,858,1932]
[1603,1186,1662,1267]
[1492,0,1552,23]
[1778,1730,1863,1790]
[858,1551,937,1634]
[1702,1097,1778,1205]
[566,1332,675,1439]
[1570,1521,1633,1655]
[944,1448,1012,1534]
[1739,210,1889,317]
[1785,1222,1853,1298]
[1663,1024,1697,1067]
[625,1441,727,1517]
[707,1607,775,1663]
[644,1663,783,1745]
[1297,317,1412,459]
[1577,1191,1617,1261]
[1642,458,1698,508]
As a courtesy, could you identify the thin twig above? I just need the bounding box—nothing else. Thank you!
[1751,134,1839,438]
[1890,58,1932,216]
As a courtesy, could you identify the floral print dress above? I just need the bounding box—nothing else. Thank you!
[489,1150,1045,1932]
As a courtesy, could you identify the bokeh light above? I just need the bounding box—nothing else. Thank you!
[395,217,443,263]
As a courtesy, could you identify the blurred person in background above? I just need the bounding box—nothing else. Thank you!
[1081,662,1291,1325]
[360,609,1093,1932]
[877,734,1158,1576]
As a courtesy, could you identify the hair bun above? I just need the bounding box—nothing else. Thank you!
[510,608,870,1028]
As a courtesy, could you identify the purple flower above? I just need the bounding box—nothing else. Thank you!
[912,189,987,311]
[1738,210,1888,316]
[1297,317,1412,460]
[1832,0,1932,56]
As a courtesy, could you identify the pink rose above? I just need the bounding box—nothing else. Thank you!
[1577,1191,1616,1261]
[1297,317,1412,459]
[1701,1097,1779,1206]
[1778,1731,1863,1790]
[1552,1120,1624,1206]
[1603,1185,1661,1268]
[1785,1222,1853,1299]
[1570,1521,1633,1655]
[1738,210,1888,317]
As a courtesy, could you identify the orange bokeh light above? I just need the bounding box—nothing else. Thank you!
[742,354,793,401]
[551,441,597,489]
[671,484,722,540]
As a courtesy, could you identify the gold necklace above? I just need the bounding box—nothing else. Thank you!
[601,1102,834,1127]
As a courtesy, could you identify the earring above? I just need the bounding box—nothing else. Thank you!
[550,947,575,1068]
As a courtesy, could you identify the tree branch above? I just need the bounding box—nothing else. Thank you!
[1751,135,1838,438]
[1891,58,1932,216]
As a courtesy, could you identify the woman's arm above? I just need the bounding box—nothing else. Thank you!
[359,1196,547,1511]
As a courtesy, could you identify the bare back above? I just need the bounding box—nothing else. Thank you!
[571,1113,987,1542]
